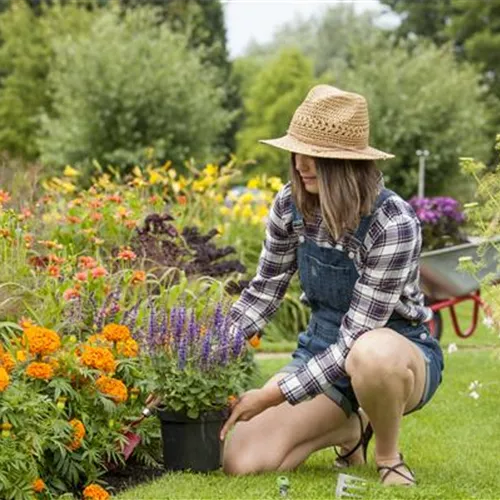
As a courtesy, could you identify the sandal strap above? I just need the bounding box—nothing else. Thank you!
[334,411,364,461]
[377,456,416,484]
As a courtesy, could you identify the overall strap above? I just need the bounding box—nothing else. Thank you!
[291,201,305,242]
[351,188,396,249]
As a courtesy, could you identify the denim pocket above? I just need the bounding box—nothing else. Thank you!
[304,254,353,310]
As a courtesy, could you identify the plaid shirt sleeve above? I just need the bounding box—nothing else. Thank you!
[278,212,421,404]
[228,183,297,339]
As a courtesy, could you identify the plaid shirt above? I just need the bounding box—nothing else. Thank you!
[229,181,432,405]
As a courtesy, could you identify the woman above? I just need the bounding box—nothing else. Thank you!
[220,85,444,486]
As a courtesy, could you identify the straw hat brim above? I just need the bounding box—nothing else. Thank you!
[259,134,394,161]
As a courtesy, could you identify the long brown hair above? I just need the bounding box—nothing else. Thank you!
[290,154,381,240]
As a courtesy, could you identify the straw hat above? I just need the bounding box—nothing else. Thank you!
[260,85,394,160]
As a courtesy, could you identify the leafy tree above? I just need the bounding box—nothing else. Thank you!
[0,0,95,159]
[37,7,233,169]
[329,37,495,198]
[235,48,316,177]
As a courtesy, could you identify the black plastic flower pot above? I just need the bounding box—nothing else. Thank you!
[157,408,227,472]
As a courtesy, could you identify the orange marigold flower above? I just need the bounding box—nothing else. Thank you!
[116,338,139,358]
[0,366,9,392]
[248,335,261,349]
[91,266,107,279]
[19,317,35,330]
[24,326,61,356]
[78,256,98,269]
[83,483,110,500]
[32,478,46,493]
[130,270,146,285]
[0,351,15,372]
[117,248,137,261]
[68,418,86,451]
[48,265,61,278]
[79,345,116,373]
[63,288,81,301]
[101,324,130,343]
[96,376,128,403]
[26,362,54,380]
[177,195,187,206]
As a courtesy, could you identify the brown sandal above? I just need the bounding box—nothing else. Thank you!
[377,453,416,486]
[334,411,373,468]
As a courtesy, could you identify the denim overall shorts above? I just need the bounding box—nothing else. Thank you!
[280,188,444,417]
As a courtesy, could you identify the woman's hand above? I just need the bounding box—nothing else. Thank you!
[220,383,285,441]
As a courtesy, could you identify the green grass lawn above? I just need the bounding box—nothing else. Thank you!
[116,346,500,500]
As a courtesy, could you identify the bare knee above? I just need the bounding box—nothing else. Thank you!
[346,330,412,388]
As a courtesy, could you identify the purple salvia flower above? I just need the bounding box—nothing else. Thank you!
[212,301,224,338]
[169,307,178,347]
[217,311,230,366]
[187,310,199,353]
[147,301,157,353]
[178,335,188,370]
[201,328,212,370]
[158,310,168,346]
[231,327,245,358]
[174,307,186,348]
[127,301,141,338]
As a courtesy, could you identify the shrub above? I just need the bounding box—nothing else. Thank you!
[38,6,233,170]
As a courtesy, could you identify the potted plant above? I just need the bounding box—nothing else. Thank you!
[140,300,253,472]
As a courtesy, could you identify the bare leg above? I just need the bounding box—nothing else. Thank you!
[223,374,362,475]
[346,328,427,486]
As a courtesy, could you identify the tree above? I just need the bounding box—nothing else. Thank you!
[235,48,316,178]
[37,7,233,169]
[0,0,95,159]
[329,37,495,199]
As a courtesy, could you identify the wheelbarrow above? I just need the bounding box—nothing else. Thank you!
[420,236,499,341]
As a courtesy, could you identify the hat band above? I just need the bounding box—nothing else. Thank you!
[287,130,369,154]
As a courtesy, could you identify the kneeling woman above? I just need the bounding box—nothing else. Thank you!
[220,85,444,486]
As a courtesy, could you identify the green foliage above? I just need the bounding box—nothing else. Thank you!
[37,6,233,169]
[236,48,316,178]
[459,135,500,333]
[329,38,495,198]
[0,0,95,160]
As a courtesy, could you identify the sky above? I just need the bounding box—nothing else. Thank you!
[222,0,393,59]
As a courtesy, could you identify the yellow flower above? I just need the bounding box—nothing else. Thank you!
[240,205,253,219]
[148,170,164,185]
[239,192,254,204]
[203,163,218,177]
[26,362,54,380]
[96,376,128,403]
[63,165,81,177]
[0,366,9,392]
[246,178,261,190]
[219,206,230,217]
[268,176,284,191]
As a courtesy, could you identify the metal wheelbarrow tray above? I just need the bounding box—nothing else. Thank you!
[419,236,499,339]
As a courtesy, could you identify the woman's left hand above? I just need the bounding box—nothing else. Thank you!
[220,384,285,441]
